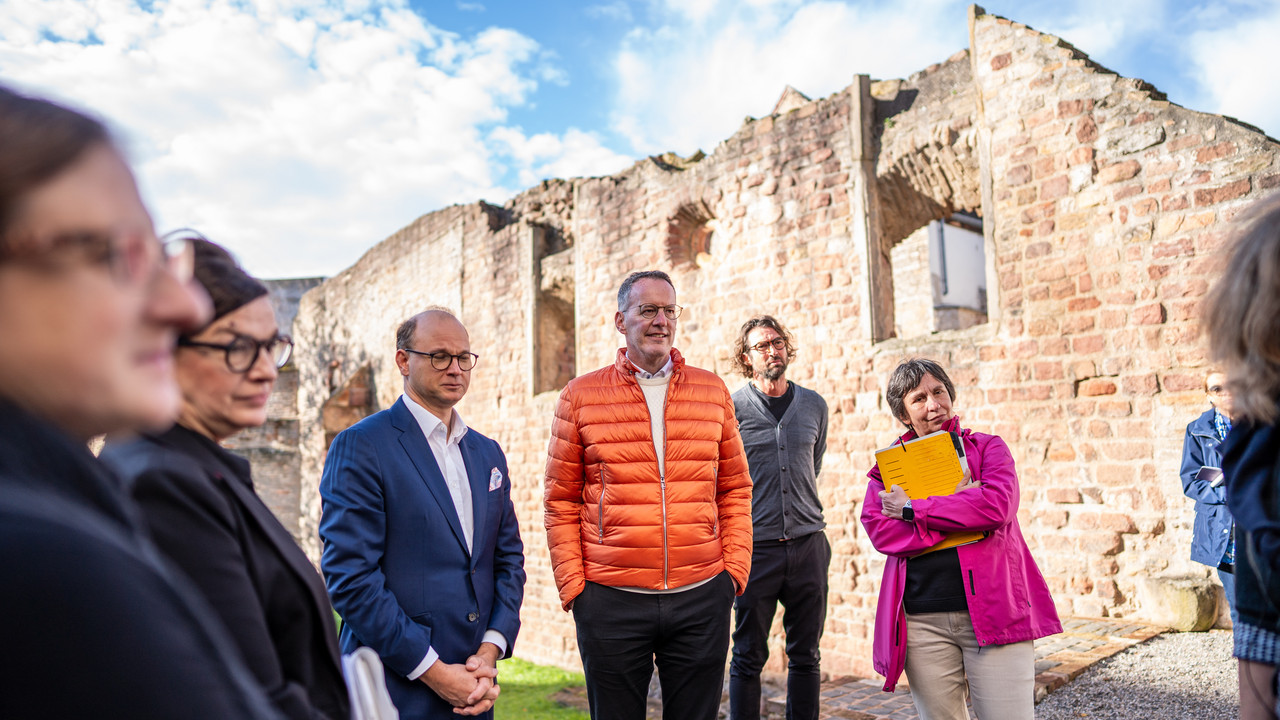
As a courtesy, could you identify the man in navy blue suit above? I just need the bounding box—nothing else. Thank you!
[320,308,525,718]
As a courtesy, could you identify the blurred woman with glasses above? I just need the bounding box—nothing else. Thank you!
[0,85,281,717]
[103,237,349,720]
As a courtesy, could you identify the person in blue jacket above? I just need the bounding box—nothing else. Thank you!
[1179,369,1237,622]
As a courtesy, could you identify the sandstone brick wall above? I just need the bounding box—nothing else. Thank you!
[224,277,323,535]
[288,8,1280,681]
[969,10,1278,617]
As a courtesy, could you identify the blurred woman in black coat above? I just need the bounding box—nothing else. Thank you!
[103,239,348,720]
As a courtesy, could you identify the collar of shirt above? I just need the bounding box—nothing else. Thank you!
[626,352,674,379]
[402,393,469,446]
[1214,410,1233,442]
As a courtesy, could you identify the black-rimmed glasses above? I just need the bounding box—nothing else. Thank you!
[403,349,479,371]
[630,303,683,320]
[179,333,294,373]
[750,338,786,354]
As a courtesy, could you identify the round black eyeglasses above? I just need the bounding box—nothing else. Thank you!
[403,349,479,371]
[179,333,294,373]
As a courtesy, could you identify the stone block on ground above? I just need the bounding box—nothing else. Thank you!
[1136,575,1219,631]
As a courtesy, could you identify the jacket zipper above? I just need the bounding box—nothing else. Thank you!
[775,423,784,536]
[712,460,720,538]
[633,364,674,588]
[660,379,671,588]
[597,464,607,543]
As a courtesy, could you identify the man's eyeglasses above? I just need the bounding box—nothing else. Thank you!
[0,227,196,286]
[403,349,479,371]
[751,337,787,354]
[630,304,682,320]
[179,333,294,373]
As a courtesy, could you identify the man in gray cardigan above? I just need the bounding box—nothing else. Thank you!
[728,315,830,720]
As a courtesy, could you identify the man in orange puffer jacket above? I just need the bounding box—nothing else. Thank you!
[544,269,753,720]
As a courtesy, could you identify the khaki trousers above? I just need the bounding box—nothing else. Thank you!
[904,611,1035,720]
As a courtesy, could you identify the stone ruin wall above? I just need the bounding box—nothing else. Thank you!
[225,277,323,532]
[290,8,1280,680]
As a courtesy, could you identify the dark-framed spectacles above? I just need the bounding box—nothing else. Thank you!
[630,304,682,320]
[751,337,787,354]
[0,227,196,286]
[403,349,479,371]
[179,333,294,373]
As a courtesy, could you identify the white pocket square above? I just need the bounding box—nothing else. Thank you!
[488,467,503,491]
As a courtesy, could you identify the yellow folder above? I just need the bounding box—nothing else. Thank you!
[874,430,987,554]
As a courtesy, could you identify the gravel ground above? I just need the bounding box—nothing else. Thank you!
[1036,629,1238,720]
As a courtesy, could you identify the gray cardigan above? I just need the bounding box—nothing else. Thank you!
[731,382,828,541]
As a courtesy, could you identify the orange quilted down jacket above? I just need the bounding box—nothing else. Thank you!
[544,348,754,609]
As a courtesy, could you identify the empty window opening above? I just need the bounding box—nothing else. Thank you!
[532,224,576,394]
[890,211,987,338]
[666,202,714,269]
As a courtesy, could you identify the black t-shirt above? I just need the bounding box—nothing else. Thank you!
[904,547,968,614]
[749,382,794,423]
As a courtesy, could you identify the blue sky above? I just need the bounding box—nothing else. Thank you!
[2,0,1277,278]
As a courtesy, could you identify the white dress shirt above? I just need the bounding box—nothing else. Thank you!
[400,394,507,679]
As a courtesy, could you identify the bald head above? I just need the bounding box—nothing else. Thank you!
[397,308,466,351]
[395,308,472,421]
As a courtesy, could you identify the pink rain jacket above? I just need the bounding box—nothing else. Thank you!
[860,417,1061,692]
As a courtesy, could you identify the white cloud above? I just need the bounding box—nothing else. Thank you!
[0,0,619,277]
[585,1,634,23]
[1185,3,1280,139]
[1020,0,1167,59]
[610,0,962,156]
[490,126,634,187]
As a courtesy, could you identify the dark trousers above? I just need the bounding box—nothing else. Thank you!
[729,532,831,720]
[572,571,735,720]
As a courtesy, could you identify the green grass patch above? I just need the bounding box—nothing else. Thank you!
[496,657,589,719]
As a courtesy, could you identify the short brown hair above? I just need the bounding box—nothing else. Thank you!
[885,358,955,425]
[732,315,797,378]
[1205,192,1280,423]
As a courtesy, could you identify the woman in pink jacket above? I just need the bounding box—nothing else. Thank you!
[861,358,1060,720]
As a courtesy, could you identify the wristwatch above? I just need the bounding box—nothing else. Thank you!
[901,499,914,522]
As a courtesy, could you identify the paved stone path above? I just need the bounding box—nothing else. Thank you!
[783,617,1166,720]
[550,616,1168,719]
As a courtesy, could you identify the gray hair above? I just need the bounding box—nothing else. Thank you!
[885,358,956,425]
[617,270,675,311]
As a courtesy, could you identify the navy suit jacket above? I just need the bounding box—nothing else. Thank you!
[319,397,525,718]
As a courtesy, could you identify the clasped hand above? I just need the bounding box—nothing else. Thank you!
[421,644,502,715]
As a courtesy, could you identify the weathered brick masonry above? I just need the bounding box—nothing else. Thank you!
[288,7,1280,679]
